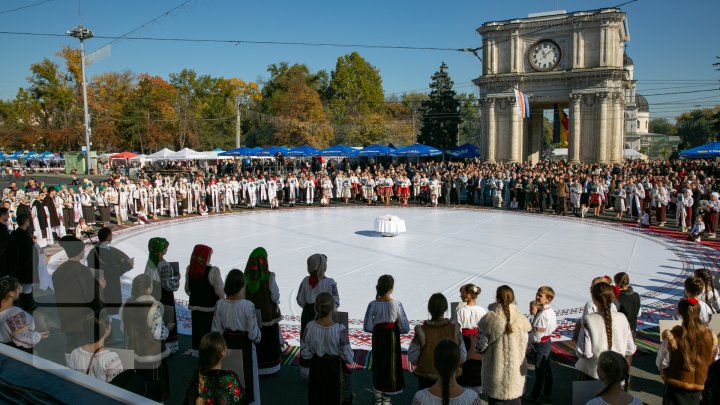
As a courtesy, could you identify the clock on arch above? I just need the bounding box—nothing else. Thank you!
[529,40,562,72]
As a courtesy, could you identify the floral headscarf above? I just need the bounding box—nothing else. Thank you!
[188,244,213,279]
[147,237,169,268]
[244,247,270,295]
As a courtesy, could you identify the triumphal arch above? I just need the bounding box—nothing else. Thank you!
[475,8,630,163]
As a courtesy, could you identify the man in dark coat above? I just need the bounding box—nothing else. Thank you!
[31,191,48,239]
[43,186,61,238]
[86,227,133,315]
[6,213,36,310]
[53,235,105,356]
[15,191,34,236]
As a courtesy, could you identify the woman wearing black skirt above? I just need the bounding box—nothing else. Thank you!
[184,244,224,351]
[145,237,180,353]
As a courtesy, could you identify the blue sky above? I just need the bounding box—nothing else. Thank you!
[0,0,718,120]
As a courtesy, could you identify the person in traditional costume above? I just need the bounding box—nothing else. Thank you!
[411,340,481,405]
[614,182,627,220]
[31,191,52,247]
[81,184,96,226]
[350,171,360,201]
[258,176,268,203]
[7,214,38,311]
[96,186,111,227]
[305,176,315,205]
[59,185,74,230]
[212,269,261,404]
[705,192,720,239]
[288,174,299,206]
[267,177,278,209]
[321,176,333,206]
[183,332,244,405]
[429,175,441,207]
[408,293,466,390]
[365,176,376,205]
[296,253,340,377]
[676,189,694,233]
[455,284,487,394]
[0,276,48,353]
[301,292,353,405]
[121,274,171,402]
[106,184,120,225]
[184,244,224,351]
[167,183,178,218]
[50,186,67,238]
[363,275,410,404]
[144,237,179,353]
[629,181,646,222]
[44,186,64,239]
[654,182,669,227]
[244,247,282,375]
[246,178,257,209]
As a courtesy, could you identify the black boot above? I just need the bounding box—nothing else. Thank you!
[20,293,38,311]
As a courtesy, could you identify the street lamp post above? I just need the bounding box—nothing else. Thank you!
[66,25,94,175]
[234,95,249,148]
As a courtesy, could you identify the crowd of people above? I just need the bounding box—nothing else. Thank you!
[1,158,720,242]
[1,157,720,404]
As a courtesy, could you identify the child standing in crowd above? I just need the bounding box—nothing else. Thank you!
[476,285,531,404]
[586,351,642,405]
[409,293,466,390]
[301,292,354,405]
[363,275,410,405]
[613,272,641,337]
[687,214,705,242]
[527,286,557,402]
[657,298,718,405]
[456,284,486,393]
[683,276,713,325]
[212,269,261,405]
[0,276,47,352]
[693,268,720,313]
[296,253,340,378]
[68,312,123,383]
[411,339,482,405]
[576,283,636,380]
[184,332,244,405]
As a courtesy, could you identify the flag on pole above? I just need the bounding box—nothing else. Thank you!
[560,110,569,146]
[514,88,530,118]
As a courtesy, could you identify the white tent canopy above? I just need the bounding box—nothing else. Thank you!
[195,151,233,160]
[147,148,176,160]
[167,148,200,160]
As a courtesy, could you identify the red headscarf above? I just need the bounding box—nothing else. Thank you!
[188,244,213,279]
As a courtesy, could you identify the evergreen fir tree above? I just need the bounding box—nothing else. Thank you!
[418,62,462,150]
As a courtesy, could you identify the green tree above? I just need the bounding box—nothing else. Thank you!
[118,75,177,153]
[418,62,462,150]
[649,117,677,136]
[255,63,332,147]
[90,71,135,150]
[676,107,720,147]
[457,93,481,146]
[328,52,385,145]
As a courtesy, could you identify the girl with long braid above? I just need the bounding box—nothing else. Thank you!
[657,298,718,404]
[475,285,531,404]
[411,339,481,405]
[576,283,636,380]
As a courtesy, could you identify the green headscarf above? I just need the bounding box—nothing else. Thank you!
[244,247,270,295]
[147,237,169,268]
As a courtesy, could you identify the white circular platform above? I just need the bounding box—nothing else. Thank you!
[48,206,720,347]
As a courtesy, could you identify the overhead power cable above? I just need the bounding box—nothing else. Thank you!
[0,0,54,16]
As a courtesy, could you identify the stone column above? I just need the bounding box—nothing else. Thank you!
[569,94,582,162]
[598,92,609,162]
[611,92,624,162]
[487,98,496,162]
[510,97,521,162]
[529,109,543,164]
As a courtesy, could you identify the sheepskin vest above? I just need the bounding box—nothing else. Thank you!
[477,303,532,400]
[413,319,460,380]
[661,326,717,391]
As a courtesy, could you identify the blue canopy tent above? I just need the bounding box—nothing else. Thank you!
[320,144,356,157]
[679,141,720,159]
[286,145,320,157]
[220,147,254,157]
[450,143,481,158]
[358,144,395,157]
[212,148,224,152]
[5,152,25,159]
[394,143,443,157]
[254,146,289,157]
